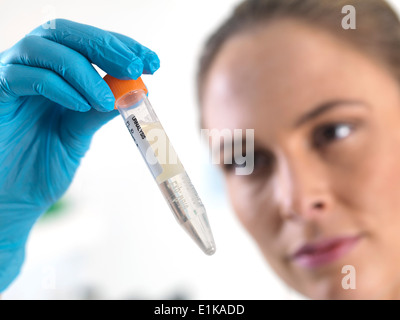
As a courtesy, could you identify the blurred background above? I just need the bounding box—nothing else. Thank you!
[2,0,398,300]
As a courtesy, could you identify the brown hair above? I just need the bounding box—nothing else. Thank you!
[197,0,400,105]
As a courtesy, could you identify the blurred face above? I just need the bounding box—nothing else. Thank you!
[202,19,400,299]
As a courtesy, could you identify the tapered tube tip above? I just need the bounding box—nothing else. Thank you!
[181,212,216,256]
[205,245,216,256]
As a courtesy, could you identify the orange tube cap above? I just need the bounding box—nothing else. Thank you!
[103,75,148,109]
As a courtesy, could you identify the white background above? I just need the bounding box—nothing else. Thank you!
[2,0,398,300]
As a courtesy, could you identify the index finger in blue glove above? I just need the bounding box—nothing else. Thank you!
[29,19,145,80]
[0,36,115,112]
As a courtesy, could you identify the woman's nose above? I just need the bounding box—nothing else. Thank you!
[287,195,328,221]
[274,155,332,221]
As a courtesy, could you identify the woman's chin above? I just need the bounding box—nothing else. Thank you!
[299,268,393,300]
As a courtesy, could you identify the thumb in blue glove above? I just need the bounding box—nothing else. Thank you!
[0,19,160,292]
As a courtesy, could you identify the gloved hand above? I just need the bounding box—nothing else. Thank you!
[0,19,160,292]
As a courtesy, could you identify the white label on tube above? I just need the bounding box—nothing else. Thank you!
[125,115,163,179]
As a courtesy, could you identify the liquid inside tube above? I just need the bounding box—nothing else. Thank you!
[158,172,216,255]
[117,91,216,255]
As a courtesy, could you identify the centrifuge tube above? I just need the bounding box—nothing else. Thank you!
[104,75,216,255]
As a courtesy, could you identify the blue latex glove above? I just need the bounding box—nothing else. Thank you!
[0,19,160,292]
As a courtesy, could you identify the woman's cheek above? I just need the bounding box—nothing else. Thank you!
[347,136,400,219]
[329,128,394,210]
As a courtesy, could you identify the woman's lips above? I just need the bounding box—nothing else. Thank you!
[291,235,361,269]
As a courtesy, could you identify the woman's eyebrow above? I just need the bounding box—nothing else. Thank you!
[293,100,368,128]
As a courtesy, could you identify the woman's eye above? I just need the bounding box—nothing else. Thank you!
[221,150,274,176]
[312,123,353,148]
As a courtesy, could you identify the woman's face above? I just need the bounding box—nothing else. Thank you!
[202,19,400,299]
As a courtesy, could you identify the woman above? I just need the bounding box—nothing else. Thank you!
[198,0,400,299]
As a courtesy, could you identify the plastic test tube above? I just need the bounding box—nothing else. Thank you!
[104,75,216,255]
